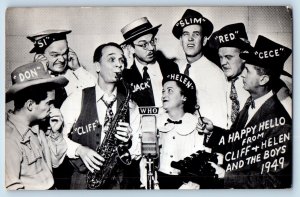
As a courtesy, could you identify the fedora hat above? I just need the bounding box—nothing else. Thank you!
[240,35,292,75]
[27,29,71,53]
[6,62,68,102]
[121,17,161,45]
[172,9,214,39]
[209,23,250,50]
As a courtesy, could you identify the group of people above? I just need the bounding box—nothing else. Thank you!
[5,8,292,190]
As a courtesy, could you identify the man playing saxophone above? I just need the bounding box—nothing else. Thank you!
[60,42,141,189]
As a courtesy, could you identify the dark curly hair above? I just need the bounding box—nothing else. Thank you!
[162,80,197,114]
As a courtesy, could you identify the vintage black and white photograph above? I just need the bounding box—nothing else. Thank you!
[5,6,292,190]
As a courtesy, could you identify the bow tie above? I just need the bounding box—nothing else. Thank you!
[166,118,182,124]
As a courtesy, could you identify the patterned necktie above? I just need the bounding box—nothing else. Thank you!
[184,63,191,76]
[234,96,254,129]
[229,78,240,123]
[102,95,116,133]
[143,66,155,105]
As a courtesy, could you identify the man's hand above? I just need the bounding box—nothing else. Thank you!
[34,54,49,71]
[76,145,105,172]
[49,107,64,133]
[115,122,132,143]
[208,162,225,179]
[67,48,81,70]
[196,117,214,134]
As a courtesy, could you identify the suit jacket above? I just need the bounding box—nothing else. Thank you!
[123,51,179,106]
[206,95,292,188]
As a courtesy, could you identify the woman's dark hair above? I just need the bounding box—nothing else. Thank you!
[14,83,58,111]
[163,80,197,114]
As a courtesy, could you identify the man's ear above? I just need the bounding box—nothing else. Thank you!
[259,75,270,86]
[94,62,101,73]
[203,36,208,47]
[25,99,35,111]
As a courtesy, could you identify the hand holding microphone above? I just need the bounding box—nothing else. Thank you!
[195,105,214,134]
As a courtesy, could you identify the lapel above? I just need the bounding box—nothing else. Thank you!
[245,95,278,127]
[130,61,143,82]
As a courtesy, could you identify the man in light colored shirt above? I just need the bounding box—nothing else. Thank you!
[121,17,179,107]
[208,23,251,129]
[60,42,141,189]
[172,9,227,129]
[5,62,68,190]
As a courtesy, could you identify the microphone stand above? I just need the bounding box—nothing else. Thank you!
[145,156,159,189]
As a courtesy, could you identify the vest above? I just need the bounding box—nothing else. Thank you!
[69,86,129,172]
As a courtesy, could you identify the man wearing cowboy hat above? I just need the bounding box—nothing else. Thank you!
[200,35,292,188]
[28,29,97,103]
[121,17,179,107]
[208,23,251,129]
[172,9,227,129]
[5,62,68,190]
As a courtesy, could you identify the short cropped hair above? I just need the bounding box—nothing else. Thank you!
[14,83,58,111]
[93,42,124,63]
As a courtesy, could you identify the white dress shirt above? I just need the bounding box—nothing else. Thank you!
[177,57,227,129]
[135,58,163,107]
[157,113,205,175]
[60,85,141,159]
[63,67,97,96]
[246,91,273,125]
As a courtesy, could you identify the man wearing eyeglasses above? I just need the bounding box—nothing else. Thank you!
[121,17,179,107]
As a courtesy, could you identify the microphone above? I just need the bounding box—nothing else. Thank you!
[141,115,159,158]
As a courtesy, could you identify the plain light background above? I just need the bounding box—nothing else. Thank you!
[5,6,292,91]
[1,0,299,197]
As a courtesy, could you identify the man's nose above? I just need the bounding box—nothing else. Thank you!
[220,57,227,66]
[147,43,155,51]
[115,61,124,70]
[188,35,194,41]
[57,55,65,62]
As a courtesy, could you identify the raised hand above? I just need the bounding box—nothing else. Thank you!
[67,48,81,70]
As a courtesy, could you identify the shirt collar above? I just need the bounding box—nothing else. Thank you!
[180,56,209,72]
[95,84,117,102]
[252,91,273,110]
[7,110,39,139]
[188,56,208,66]
[158,113,197,135]
[135,58,159,76]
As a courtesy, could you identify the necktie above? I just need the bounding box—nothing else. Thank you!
[143,66,155,105]
[184,63,191,76]
[102,95,116,133]
[234,96,254,129]
[229,78,240,123]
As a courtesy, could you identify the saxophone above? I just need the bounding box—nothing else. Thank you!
[86,73,132,189]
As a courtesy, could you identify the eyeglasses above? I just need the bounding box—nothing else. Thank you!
[134,38,157,50]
